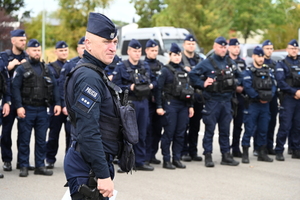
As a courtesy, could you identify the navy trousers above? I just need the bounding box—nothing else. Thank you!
[231,93,244,152]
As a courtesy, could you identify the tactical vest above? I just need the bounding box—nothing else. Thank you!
[5,49,29,63]
[235,59,247,71]
[283,58,300,87]
[65,63,122,143]
[251,65,273,102]
[48,62,62,79]
[149,60,163,76]
[206,57,236,93]
[123,60,151,99]
[21,62,54,107]
[164,64,194,101]
[182,53,201,69]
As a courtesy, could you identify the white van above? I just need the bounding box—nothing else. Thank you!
[118,26,204,64]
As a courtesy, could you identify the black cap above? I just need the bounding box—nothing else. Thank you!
[27,39,40,47]
[55,41,68,49]
[170,43,181,54]
[10,29,26,37]
[128,39,142,49]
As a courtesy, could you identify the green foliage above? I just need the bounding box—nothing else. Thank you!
[0,0,25,14]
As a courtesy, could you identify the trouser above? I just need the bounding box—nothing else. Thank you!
[231,93,244,152]
[18,106,49,168]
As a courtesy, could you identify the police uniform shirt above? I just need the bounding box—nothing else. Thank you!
[0,50,28,78]
[275,56,300,95]
[65,51,118,179]
[59,56,81,108]
[12,59,61,109]
[243,64,276,99]
[112,60,156,95]
[189,54,242,101]
[104,55,121,76]
[264,58,277,71]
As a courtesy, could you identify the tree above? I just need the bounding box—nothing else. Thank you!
[130,0,164,27]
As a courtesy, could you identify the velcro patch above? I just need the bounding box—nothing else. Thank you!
[77,94,94,109]
[83,85,99,100]
[244,76,251,80]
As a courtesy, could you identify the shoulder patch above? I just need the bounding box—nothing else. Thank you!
[77,94,93,109]
[276,68,284,72]
[83,85,99,100]
[243,76,251,80]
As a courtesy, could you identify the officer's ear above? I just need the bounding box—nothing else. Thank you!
[84,38,92,52]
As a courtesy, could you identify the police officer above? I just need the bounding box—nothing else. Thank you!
[144,39,163,165]
[104,55,122,81]
[64,12,121,199]
[112,39,156,171]
[180,34,204,162]
[228,38,247,158]
[275,39,300,161]
[0,29,32,171]
[46,41,70,169]
[156,43,194,169]
[260,40,278,155]
[12,39,61,177]
[189,37,241,167]
[241,46,276,163]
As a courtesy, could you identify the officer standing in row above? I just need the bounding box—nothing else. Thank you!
[58,36,85,119]
[46,41,70,169]
[228,38,247,158]
[241,46,276,163]
[156,43,194,169]
[64,12,121,199]
[275,39,300,161]
[144,39,163,165]
[12,39,61,177]
[112,39,156,171]
[180,34,203,162]
[0,29,31,171]
[189,37,241,167]
[261,40,278,155]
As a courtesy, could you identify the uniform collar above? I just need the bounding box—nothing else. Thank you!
[82,50,107,70]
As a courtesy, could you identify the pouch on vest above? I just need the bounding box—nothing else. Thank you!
[134,84,150,97]
[118,140,135,173]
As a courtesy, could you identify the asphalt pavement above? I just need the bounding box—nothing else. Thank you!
[0,121,299,200]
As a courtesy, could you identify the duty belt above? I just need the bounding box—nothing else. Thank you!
[71,141,111,160]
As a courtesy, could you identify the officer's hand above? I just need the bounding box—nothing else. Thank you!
[7,59,20,71]
[189,107,194,118]
[17,107,26,118]
[156,108,165,116]
[97,177,114,198]
[204,77,214,88]
[20,59,27,64]
[62,107,68,115]
[260,100,268,104]
[130,84,135,91]
[294,95,299,100]
[236,86,243,93]
[108,75,113,81]
[149,83,153,89]
[184,66,191,72]
[53,105,61,116]
[295,90,300,99]
[2,103,10,117]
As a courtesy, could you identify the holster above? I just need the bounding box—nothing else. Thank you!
[77,170,104,200]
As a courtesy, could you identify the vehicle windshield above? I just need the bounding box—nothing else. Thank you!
[163,39,201,53]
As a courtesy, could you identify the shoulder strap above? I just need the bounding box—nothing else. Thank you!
[182,54,191,68]
[208,57,220,71]
[123,60,132,72]
[164,64,177,74]
[22,61,32,71]
[4,50,14,61]
[49,62,62,77]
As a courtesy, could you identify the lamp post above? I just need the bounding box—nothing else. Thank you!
[42,0,46,61]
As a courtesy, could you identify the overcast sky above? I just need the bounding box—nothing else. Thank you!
[23,0,139,23]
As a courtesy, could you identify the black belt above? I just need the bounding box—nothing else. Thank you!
[71,141,111,160]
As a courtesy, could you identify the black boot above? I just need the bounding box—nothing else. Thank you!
[172,160,186,169]
[163,161,176,170]
[204,153,214,167]
[221,152,239,166]
[291,150,300,159]
[275,153,285,161]
[257,146,273,162]
[242,146,249,164]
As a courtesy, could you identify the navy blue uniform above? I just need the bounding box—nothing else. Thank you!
[189,54,242,155]
[112,60,156,167]
[145,57,163,162]
[181,53,204,159]
[275,56,300,155]
[64,52,119,197]
[46,60,71,165]
[0,50,27,164]
[104,55,121,77]
[231,57,247,155]
[12,60,60,168]
[242,65,276,148]
[156,62,191,162]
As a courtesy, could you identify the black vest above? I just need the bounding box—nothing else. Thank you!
[283,58,300,87]
[21,62,54,106]
[251,65,273,102]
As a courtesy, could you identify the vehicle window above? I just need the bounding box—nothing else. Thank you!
[247,48,255,57]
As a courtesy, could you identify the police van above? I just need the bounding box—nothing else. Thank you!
[117,26,205,64]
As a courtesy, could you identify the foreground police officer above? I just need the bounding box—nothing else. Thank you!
[0,29,29,171]
[189,37,241,167]
[113,39,156,171]
[275,39,300,161]
[64,13,121,199]
[260,40,278,155]
[228,38,247,158]
[46,41,70,169]
[144,39,163,165]
[12,39,61,177]
[180,34,204,162]
[156,43,194,169]
[241,46,276,163]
